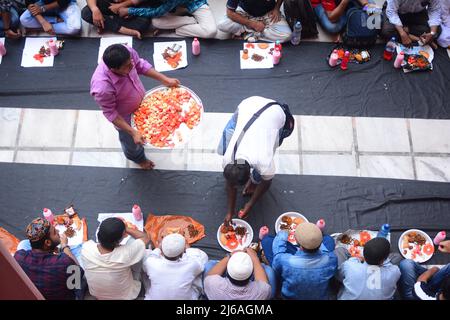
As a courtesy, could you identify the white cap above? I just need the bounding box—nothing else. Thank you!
[227,252,253,281]
[161,233,186,258]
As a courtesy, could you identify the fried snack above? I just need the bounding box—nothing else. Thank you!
[293,217,304,225]
[340,234,352,245]
[235,226,247,237]
[187,224,199,238]
[258,43,269,49]
[251,53,264,62]
[281,216,293,225]
[418,51,430,59]
[55,215,66,225]
[64,226,75,238]
[406,232,427,245]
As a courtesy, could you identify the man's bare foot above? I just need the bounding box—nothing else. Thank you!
[5,29,21,39]
[138,159,155,170]
[242,179,257,196]
[119,26,141,39]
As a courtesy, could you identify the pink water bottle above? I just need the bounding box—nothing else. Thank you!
[48,39,59,56]
[394,51,404,69]
[316,219,326,230]
[43,208,54,224]
[132,204,143,221]
[341,51,350,70]
[272,48,281,65]
[329,49,339,67]
[0,41,6,56]
[434,231,446,245]
[192,38,200,56]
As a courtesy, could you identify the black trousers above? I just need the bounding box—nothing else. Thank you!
[381,9,441,39]
[81,0,150,34]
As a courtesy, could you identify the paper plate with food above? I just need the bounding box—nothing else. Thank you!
[54,206,88,246]
[334,230,381,259]
[132,85,203,149]
[97,212,143,245]
[240,42,275,69]
[398,229,434,263]
[275,212,309,245]
[144,214,205,247]
[217,219,253,252]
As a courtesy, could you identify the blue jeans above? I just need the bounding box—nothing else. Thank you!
[118,129,147,164]
[203,259,277,299]
[261,234,336,266]
[20,1,81,35]
[0,7,19,36]
[399,259,450,300]
[314,4,347,34]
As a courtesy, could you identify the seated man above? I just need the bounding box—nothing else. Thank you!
[81,217,151,300]
[336,237,401,300]
[382,0,442,46]
[219,96,295,225]
[81,0,154,39]
[0,0,22,38]
[261,222,337,300]
[118,0,217,39]
[218,0,292,42]
[311,0,350,34]
[203,248,275,300]
[14,218,81,300]
[142,233,208,300]
[399,240,450,300]
[437,0,450,48]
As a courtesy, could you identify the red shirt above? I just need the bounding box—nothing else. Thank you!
[311,0,336,11]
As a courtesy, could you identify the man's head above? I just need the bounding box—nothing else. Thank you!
[103,44,133,76]
[223,161,250,187]
[294,222,323,252]
[363,237,391,265]
[161,233,186,260]
[97,217,126,251]
[26,217,60,251]
[439,276,450,300]
[226,251,253,286]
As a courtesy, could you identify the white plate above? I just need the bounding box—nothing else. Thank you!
[275,212,309,245]
[398,229,434,263]
[217,218,254,252]
[131,85,203,149]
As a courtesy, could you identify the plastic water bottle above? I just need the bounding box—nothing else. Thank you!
[329,49,339,67]
[272,47,281,65]
[43,208,54,224]
[316,219,326,230]
[433,231,446,245]
[0,41,6,56]
[192,38,200,56]
[394,51,404,68]
[290,21,302,46]
[383,37,396,61]
[377,224,390,238]
[132,204,142,221]
[275,40,282,52]
[340,51,350,70]
[48,39,59,56]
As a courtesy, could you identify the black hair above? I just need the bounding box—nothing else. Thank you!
[102,44,131,69]
[441,276,450,300]
[225,270,251,287]
[223,161,250,186]
[363,237,390,265]
[30,233,50,250]
[302,247,320,253]
[98,217,126,251]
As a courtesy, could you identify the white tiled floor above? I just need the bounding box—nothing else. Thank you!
[15,151,71,166]
[74,110,121,149]
[0,151,15,163]
[18,109,77,148]
[359,155,415,180]
[274,153,301,175]
[0,108,20,147]
[356,117,410,153]
[72,151,127,168]
[415,157,450,183]
[302,154,357,177]
[410,119,450,153]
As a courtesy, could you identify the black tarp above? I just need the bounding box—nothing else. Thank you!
[1,37,449,118]
[0,162,449,264]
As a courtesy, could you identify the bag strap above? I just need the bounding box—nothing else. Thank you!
[231,102,280,162]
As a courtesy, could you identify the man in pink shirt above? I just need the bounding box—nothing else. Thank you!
[91,44,179,169]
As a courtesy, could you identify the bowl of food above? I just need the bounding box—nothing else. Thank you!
[398,229,434,263]
[217,219,253,252]
[131,85,203,148]
[275,212,308,245]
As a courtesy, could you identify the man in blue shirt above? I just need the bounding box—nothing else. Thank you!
[218,0,292,42]
[118,0,217,38]
[262,222,337,300]
[336,237,401,300]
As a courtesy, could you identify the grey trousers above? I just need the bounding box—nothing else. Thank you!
[118,129,147,164]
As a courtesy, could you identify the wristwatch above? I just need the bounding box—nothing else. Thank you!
[430,31,436,38]
[40,6,46,13]
[60,245,70,253]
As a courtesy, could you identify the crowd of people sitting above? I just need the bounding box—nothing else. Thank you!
[13,217,450,300]
[0,0,449,49]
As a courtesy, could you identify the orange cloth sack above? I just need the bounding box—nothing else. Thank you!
[0,227,20,254]
[144,214,205,248]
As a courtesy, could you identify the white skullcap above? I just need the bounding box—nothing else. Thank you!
[227,252,253,281]
[161,233,186,258]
